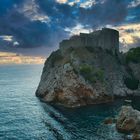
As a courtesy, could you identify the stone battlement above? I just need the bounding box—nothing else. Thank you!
[59,28,119,54]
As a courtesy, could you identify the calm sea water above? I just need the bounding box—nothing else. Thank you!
[0,64,140,140]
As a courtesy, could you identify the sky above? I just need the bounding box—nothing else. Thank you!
[0,52,44,64]
[0,0,140,60]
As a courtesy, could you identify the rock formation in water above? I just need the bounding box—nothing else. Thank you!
[36,28,140,107]
[116,105,140,139]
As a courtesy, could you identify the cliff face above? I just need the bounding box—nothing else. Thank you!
[36,29,140,107]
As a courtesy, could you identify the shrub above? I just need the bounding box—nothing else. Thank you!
[73,68,78,74]
[87,76,96,83]
[95,69,104,82]
[51,50,63,67]
[80,64,94,83]
[80,64,93,74]
[85,46,95,52]
[106,49,113,55]
[80,64,104,84]
[124,77,139,90]
[125,47,140,63]
[53,50,63,60]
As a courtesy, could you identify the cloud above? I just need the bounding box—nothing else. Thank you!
[128,0,140,8]
[130,36,140,47]
[0,35,13,42]
[0,0,139,56]
[65,24,92,35]
[116,23,140,51]
[79,0,128,28]
[56,0,68,4]
[18,0,50,23]
[0,51,45,64]
[0,0,24,16]
[79,0,96,8]
[0,0,72,51]
[126,0,140,23]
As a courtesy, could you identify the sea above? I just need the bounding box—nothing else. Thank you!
[0,64,140,140]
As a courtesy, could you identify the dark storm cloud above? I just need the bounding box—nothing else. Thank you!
[36,0,79,27]
[0,0,78,51]
[37,0,128,28]
[127,4,140,23]
[0,0,24,16]
[79,0,128,28]
[0,0,140,56]
[0,0,69,49]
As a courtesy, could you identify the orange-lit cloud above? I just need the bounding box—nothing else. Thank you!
[0,52,45,64]
[116,23,140,45]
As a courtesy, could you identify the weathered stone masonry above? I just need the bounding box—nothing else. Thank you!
[60,28,119,55]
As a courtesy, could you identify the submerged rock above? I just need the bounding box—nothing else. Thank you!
[116,106,140,135]
[132,133,140,140]
[104,117,116,125]
[36,28,140,107]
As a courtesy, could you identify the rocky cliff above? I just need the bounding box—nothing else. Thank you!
[36,29,140,107]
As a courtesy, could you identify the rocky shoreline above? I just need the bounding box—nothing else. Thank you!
[116,105,140,140]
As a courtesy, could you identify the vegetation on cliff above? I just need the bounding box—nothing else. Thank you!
[124,77,139,90]
[123,47,140,90]
[79,64,104,84]
[125,47,140,64]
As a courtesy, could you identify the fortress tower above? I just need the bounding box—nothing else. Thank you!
[60,28,119,55]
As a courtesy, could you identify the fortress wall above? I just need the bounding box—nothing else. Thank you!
[60,38,83,48]
[80,33,100,47]
[59,28,119,54]
[59,37,84,53]
[97,28,119,54]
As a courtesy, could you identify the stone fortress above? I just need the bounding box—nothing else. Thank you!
[60,28,119,55]
[36,27,140,108]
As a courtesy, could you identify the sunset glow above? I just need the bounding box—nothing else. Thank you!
[0,52,45,64]
[117,24,140,45]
